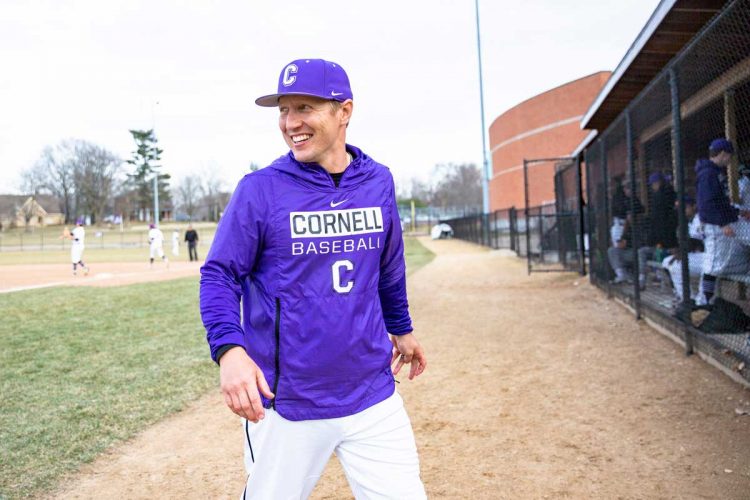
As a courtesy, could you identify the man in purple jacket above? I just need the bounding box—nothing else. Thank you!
[696,138,750,302]
[200,59,427,499]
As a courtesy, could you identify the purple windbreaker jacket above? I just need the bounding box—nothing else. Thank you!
[200,145,412,421]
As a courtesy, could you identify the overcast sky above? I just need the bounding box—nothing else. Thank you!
[0,0,661,194]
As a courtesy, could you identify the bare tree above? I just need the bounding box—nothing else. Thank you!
[175,175,202,221]
[73,141,121,225]
[431,163,482,211]
[31,141,77,223]
[19,164,48,196]
[201,170,225,222]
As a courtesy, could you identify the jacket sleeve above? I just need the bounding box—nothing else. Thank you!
[200,175,266,363]
[378,174,413,335]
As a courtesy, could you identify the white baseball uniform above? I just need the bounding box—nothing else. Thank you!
[70,226,86,263]
[148,227,165,259]
[171,230,180,256]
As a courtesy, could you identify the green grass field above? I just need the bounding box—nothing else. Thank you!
[0,237,434,499]
[404,236,435,275]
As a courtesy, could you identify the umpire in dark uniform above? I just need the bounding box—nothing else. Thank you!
[184,224,199,261]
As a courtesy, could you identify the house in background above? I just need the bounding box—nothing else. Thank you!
[0,194,64,230]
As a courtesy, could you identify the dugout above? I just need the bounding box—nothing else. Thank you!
[579,0,750,384]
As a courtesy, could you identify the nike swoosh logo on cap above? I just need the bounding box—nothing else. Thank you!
[331,91,343,96]
[330,199,349,208]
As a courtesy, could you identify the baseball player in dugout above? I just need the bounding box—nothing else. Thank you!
[696,138,750,303]
[199,59,428,499]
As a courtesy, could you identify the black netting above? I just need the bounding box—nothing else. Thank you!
[587,0,750,381]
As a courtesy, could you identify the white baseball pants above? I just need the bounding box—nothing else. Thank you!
[149,244,165,259]
[662,253,704,302]
[702,223,750,276]
[240,391,426,500]
[70,244,85,263]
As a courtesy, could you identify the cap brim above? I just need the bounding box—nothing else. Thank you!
[255,92,347,107]
[255,94,282,107]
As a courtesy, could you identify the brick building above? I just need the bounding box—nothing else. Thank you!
[489,72,610,210]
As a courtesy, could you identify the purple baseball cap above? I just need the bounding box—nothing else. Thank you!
[648,172,664,184]
[709,138,734,155]
[255,59,353,107]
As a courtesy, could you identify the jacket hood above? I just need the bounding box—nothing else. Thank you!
[268,144,376,190]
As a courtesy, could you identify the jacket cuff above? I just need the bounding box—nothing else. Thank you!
[214,344,244,365]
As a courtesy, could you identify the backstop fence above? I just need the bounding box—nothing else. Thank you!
[446,0,750,384]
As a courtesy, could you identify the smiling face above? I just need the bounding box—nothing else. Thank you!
[278,95,352,171]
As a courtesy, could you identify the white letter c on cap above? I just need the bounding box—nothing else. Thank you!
[282,64,298,87]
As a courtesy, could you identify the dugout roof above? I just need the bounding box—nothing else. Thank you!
[581,0,726,131]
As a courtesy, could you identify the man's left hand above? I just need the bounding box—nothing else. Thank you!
[390,333,427,380]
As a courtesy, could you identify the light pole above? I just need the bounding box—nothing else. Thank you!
[153,174,159,227]
[474,0,491,215]
[151,101,160,226]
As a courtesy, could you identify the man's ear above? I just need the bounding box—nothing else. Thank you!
[340,99,353,126]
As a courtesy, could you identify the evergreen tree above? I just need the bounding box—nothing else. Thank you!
[126,129,171,221]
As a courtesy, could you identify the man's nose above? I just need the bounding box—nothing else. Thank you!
[284,111,302,130]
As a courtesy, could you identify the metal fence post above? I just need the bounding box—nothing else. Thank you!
[538,206,545,264]
[669,67,694,356]
[601,137,611,297]
[575,154,586,276]
[626,110,641,320]
[554,169,566,267]
[493,210,498,248]
[523,160,532,274]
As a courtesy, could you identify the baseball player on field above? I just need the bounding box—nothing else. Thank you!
[171,229,180,257]
[147,223,169,268]
[61,218,89,276]
[696,138,750,303]
[200,58,427,499]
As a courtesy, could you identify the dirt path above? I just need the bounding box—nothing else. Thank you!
[53,238,750,499]
[0,261,202,292]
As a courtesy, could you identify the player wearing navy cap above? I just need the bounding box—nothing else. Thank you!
[696,138,750,302]
[200,59,427,499]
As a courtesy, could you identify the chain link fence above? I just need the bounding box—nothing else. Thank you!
[0,225,216,253]
[585,0,750,383]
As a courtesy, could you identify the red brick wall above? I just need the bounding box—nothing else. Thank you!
[489,72,610,210]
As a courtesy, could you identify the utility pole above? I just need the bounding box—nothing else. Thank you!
[153,174,159,227]
[474,0,491,214]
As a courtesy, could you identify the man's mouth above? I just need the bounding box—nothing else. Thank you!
[292,134,311,144]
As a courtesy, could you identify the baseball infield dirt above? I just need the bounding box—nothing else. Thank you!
[51,237,749,499]
[0,261,202,293]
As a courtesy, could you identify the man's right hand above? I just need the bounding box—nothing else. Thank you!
[722,225,735,237]
[219,346,274,423]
